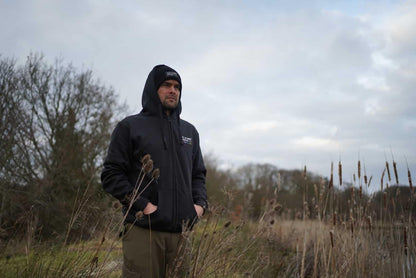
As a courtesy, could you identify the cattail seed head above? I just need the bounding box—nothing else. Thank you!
[303,166,307,180]
[224,221,231,228]
[368,176,372,188]
[358,160,361,180]
[393,161,399,184]
[381,168,386,191]
[408,168,413,192]
[386,161,391,182]
[330,230,334,248]
[338,161,342,186]
[329,162,334,189]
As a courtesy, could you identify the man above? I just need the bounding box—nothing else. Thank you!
[101,65,207,277]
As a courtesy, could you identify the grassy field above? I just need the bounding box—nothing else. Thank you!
[1,209,414,277]
[1,159,415,277]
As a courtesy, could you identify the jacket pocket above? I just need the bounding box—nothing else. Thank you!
[137,209,166,229]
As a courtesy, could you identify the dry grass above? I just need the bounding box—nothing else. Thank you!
[1,159,414,277]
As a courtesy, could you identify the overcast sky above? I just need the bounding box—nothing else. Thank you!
[1,0,415,191]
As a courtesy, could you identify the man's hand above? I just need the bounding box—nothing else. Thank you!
[194,204,204,218]
[143,202,157,215]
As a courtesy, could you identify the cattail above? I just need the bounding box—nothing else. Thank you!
[338,161,342,186]
[381,168,386,191]
[143,159,154,174]
[386,161,391,182]
[367,216,372,233]
[408,168,413,192]
[141,154,151,165]
[330,230,334,248]
[152,168,160,180]
[359,185,362,201]
[358,160,361,180]
[224,221,231,228]
[368,176,372,188]
[353,173,356,184]
[383,192,387,209]
[393,160,399,184]
[303,165,307,180]
[270,219,275,225]
[404,226,408,255]
[364,175,368,186]
[333,212,337,226]
[329,163,334,189]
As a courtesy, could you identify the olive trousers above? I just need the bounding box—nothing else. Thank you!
[122,224,190,278]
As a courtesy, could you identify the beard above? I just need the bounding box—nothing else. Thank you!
[162,99,178,111]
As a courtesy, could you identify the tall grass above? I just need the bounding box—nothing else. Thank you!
[0,158,414,277]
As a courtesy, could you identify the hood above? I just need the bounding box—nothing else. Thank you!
[141,64,182,119]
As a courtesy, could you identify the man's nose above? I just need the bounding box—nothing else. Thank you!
[169,86,178,93]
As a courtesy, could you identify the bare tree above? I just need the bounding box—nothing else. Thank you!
[0,54,123,240]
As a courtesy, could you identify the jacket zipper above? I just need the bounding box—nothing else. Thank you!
[167,117,178,230]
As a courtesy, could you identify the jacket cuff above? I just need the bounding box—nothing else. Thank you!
[133,197,150,211]
[195,200,208,214]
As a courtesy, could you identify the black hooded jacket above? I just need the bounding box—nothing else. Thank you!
[101,65,207,233]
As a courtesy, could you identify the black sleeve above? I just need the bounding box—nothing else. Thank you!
[101,122,149,210]
[191,129,208,209]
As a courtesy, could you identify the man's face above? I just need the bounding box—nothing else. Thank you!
[157,80,181,110]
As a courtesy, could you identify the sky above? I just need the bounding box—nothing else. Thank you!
[1,0,415,191]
